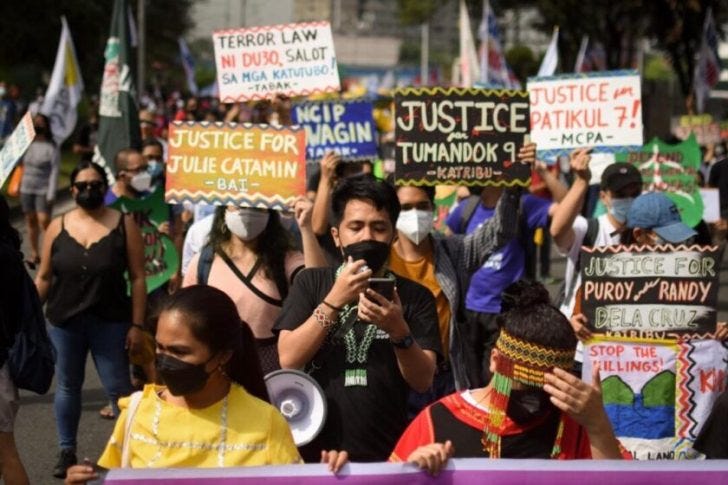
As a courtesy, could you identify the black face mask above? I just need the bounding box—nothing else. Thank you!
[75,187,105,210]
[155,353,212,396]
[34,125,47,136]
[342,240,390,273]
[507,388,555,425]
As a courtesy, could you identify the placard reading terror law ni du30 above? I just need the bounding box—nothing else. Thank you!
[165,122,306,210]
[527,70,643,161]
[393,87,531,187]
[212,21,340,102]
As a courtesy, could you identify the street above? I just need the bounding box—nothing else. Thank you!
[9,198,728,482]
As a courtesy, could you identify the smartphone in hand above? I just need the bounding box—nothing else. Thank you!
[368,277,395,301]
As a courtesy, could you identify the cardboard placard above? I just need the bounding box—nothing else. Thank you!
[671,114,721,146]
[528,70,643,160]
[583,337,728,460]
[0,112,35,187]
[212,22,340,102]
[616,135,703,227]
[165,122,306,210]
[110,186,179,293]
[580,245,720,338]
[393,87,531,187]
[291,100,378,162]
[699,188,720,223]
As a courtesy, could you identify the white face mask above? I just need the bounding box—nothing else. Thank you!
[129,171,152,193]
[225,208,270,241]
[396,209,433,245]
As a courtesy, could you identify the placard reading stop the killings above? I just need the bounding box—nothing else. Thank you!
[528,70,643,159]
[292,100,378,162]
[394,87,531,187]
[579,245,720,338]
[213,22,340,102]
[165,122,306,210]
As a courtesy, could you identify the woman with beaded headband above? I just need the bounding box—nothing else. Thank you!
[390,280,626,474]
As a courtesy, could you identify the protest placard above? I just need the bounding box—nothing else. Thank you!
[528,70,643,160]
[0,112,35,188]
[291,100,377,162]
[616,135,703,227]
[579,245,720,338]
[670,114,721,146]
[103,459,728,484]
[165,121,306,210]
[699,188,720,223]
[583,337,727,460]
[393,86,531,187]
[111,186,179,293]
[213,22,340,102]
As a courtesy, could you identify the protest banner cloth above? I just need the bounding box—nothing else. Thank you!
[579,244,720,338]
[291,100,377,162]
[213,21,340,102]
[583,336,728,459]
[165,121,306,210]
[616,135,703,227]
[94,0,141,186]
[528,70,643,160]
[110,186,179,293]
[0,112,35,188]
[670,114,721,146]
[103,459,728,484]
[393,86,531,187]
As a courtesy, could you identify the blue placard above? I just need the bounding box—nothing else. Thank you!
[292,100,378,162]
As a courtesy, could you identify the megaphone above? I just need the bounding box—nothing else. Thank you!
[264,369,327,446]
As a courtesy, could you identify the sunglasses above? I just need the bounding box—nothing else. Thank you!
[73,180,105,191]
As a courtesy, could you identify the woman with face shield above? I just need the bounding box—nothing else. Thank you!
[182,200,326,375]
[389,281,627,474]
[63,286,347,483]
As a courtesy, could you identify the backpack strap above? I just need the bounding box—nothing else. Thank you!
[459,195,481,234]
[196,244,215,285]
[121,390,144,468]
[561,217,599,308]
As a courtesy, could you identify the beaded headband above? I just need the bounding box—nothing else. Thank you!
[481,330,575,458]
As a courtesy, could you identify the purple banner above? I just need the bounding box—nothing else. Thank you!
[104,459,728,484]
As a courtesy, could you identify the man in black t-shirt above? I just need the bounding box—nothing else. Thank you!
[275,175,441,462]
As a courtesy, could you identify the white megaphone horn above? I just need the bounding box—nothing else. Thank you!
[264,369,327,446]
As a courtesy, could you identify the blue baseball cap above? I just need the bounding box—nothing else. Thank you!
[626,192,696,243]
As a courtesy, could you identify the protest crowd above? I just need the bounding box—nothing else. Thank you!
[2,1,728,484]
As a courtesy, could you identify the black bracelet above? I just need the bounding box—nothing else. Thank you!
[130,323,145,331]
[321,300,344,312]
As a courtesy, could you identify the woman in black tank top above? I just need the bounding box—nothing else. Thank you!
[34,161,147,479]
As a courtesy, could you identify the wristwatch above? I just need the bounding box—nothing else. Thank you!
[390,333,414,349]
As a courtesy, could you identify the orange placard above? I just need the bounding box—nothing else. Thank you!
[165,122,306,209]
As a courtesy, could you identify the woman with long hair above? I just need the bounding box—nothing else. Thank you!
[64,286,346,482]
[19,113,60,266]
[34,161,147,478]
[183,200,325,374]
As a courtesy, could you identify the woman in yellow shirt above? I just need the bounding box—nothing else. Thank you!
[65,285,346,483]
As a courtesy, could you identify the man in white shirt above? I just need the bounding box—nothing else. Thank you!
[550,149,642,349]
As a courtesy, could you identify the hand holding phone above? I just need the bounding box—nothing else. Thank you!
[368,277,395,301]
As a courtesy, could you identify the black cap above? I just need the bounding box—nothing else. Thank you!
[600,163,642,192]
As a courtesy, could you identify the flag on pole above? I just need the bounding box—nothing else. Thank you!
[537,27,559,76]
[127,5,138,47]
[694,8,722,113]
[95,0,141,184]
[477,0,520,88]
[574,35,589,73]
[178,38,199,95]
[458,0,480,87]
[40,16,84,145]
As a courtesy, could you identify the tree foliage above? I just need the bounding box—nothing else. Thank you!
[0,0,195,96]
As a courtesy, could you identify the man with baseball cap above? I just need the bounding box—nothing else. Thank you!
[624,192,696,245]
[549,149,643,354]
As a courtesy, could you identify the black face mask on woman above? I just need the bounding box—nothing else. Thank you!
[155,353,213,396]
[507,388,555,425]
[342,240,391,273]
[75,186,105,210]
